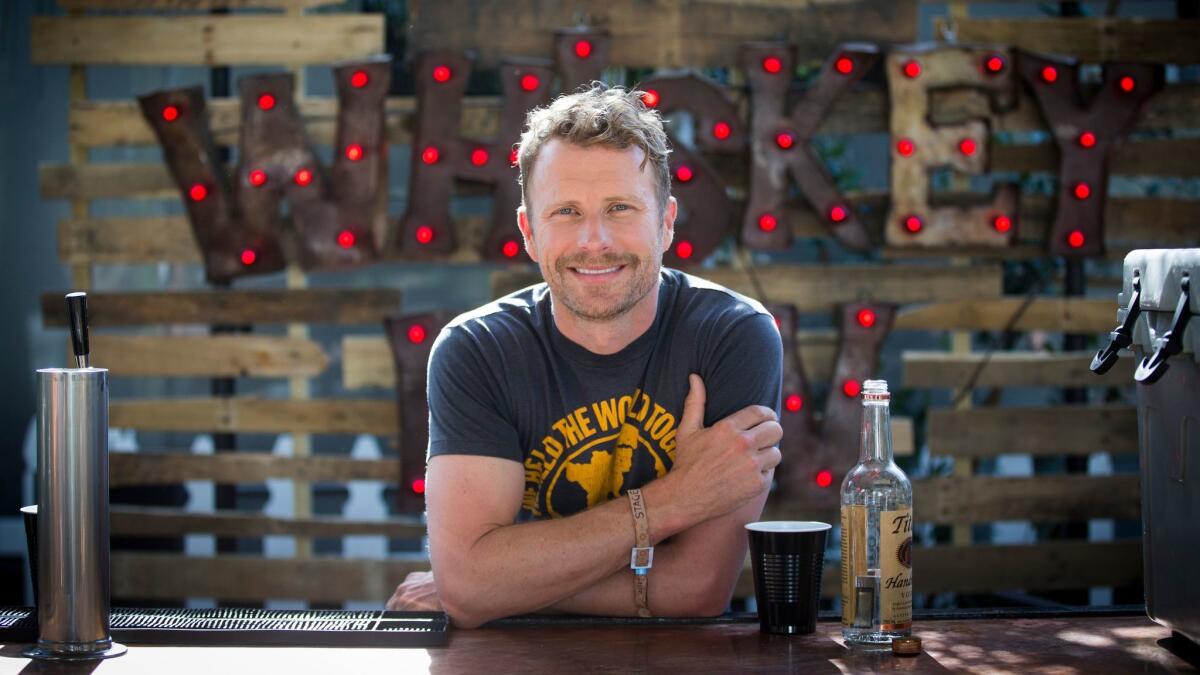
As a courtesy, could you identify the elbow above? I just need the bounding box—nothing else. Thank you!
[435,570,505,630]
[666,570,733,618]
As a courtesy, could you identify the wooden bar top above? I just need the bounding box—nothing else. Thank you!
[1,613,1196,674]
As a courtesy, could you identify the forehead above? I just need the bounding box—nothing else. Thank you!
[526,139,654,205]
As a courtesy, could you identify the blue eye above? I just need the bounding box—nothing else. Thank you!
[611,204,630,212]
[556,207,575,216]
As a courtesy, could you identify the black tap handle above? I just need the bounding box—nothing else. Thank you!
[66,292,90,367]
[1091,273,1141,374]
[1134,274,1191,385]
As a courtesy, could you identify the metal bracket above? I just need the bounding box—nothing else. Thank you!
[1090,271,1141,374]
[1135,273,1192,385]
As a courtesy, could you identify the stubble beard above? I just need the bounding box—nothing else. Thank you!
[544,248,662,323]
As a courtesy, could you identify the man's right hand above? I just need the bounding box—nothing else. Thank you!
[667,374,782,522]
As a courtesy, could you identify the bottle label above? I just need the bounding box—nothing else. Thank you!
[840,504,867,627]
[879,508,912,630]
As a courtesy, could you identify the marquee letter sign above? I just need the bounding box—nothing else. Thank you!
[886,44,1018,248]
[742,43,878,251]
[772,303,895,507]
[139,56,392,283]
[1014,51,1163,258]
[639,73,745,265]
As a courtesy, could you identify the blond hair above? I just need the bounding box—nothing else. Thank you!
[516,83,672,216]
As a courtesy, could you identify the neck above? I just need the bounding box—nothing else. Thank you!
[551,276,662,355]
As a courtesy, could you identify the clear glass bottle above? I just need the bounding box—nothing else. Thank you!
[841,379,913,646]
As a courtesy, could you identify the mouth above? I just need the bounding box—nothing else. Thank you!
[567,264,626,280]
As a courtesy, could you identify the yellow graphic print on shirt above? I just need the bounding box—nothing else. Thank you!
[522,389,679,519]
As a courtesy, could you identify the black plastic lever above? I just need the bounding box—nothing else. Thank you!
[1134,274,1192,385]
[1091,273,1141,375]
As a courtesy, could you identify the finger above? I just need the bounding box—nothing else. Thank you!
[756,446,782,472]
[745,419,783,449]
[678,374,707,434]
[721,404,778,433]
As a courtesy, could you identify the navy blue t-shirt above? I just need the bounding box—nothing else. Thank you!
[426,268,783,520]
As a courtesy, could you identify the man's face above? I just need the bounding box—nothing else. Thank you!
[517,139,676,323]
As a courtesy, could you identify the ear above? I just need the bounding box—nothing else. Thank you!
[662,196,678,249]
[517,205,539,263]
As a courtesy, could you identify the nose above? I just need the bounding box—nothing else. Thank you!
[577,211,613,253]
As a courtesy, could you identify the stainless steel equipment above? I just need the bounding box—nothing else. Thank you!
[24,292,126,661]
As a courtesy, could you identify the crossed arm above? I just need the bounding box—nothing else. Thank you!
[392,375,782,628]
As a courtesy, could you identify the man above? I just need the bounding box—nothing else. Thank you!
[387,85,783,628]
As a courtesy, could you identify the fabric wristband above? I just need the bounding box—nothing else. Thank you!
[627,488,653,618]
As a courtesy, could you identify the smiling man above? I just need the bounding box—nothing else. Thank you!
[386,85,784,627]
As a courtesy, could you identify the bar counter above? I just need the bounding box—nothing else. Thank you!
[2,609,1195,674]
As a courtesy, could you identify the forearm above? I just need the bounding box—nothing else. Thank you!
[544,481,771,618]
[433,474,696,627]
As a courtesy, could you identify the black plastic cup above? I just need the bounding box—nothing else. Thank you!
[21,505,38,609]
[746,521,831,635]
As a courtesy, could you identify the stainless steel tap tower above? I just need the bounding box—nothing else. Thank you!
[24,292,126,660]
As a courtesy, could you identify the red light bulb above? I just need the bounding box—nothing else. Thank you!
[509,148,519,167]
[574,39,593,59]
[902,60,921,79]
[337,230,356,249]
[984,55,1006,74]
[1119,76,1136,93]
[856,308,876,328]
[897,139,914,157]
[757,213,778,233]
[502,240,520,258]
[240,248,257,266]
[641,89,659,107]
[470,148,489,166]
[785,394,803,413]
[675,165,694,183]
[161,105,180,122]
[519,73,540,92]
[842,379,861,398]
[421,146,440,165]
[762,56,783,74]
[675,240,694,260]
[1073,182,1091,200]
[1067,230,1085,249]
[188,183,208,202]
[775,131,795,150]
[1078,131,1097,148]
[993,214,1012,233]
[712,121,731,140]
[345,144,364,161]
[411,478,426,495]
[1040,66,1058,83]
[293,168,313,186]
[903,215,923,234]
[834,56,854,75]
[248,169,267,187]
[257,93,276,111]
[815,470,833,488]
[407,324,427,344]
[829,205,848,223]
[415,225,435,245]
[432,65,452,82]
[959,138,977,156]
[350,70,369,88]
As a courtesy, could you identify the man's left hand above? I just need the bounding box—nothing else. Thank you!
[386,570,443,611]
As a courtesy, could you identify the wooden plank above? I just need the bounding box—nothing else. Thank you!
[31,15,384,66]
[41,289,403,326]
[913,474,1140,524]
[993,139,1200,178]
[894,298,1115,333]
[110,452,399,486]
[408,0,918,69]
[64,83,1200,149]
[92,334,329,378]
[341,330,841,390]
[58,0,338,9]
[110,506,424,539]
[112,553,427,603]
[57,216,199,264]
[733,540,1142,598]
[953,18,1200,64]
[110,398,397,435]
[492,264,1003,310]
[902,350,1135,389]
[928,405,1138,458]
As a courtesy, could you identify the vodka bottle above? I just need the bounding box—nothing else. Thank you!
[840,379,912,645]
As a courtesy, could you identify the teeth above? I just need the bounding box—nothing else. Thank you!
[575,266,619,275]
